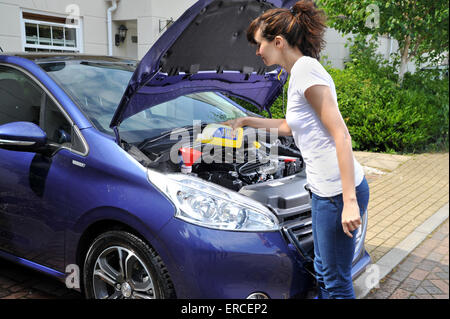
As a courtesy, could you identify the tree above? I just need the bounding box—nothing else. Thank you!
[318,0,449,83]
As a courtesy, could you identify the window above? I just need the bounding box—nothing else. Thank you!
[0,66,85,153]
[0,66,42,126]
[21,11,83,53]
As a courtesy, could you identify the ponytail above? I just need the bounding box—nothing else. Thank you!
[247,0,327,60]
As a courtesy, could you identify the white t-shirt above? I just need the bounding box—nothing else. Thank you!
[285,56,364,197]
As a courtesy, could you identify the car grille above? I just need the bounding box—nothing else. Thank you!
[281,206,369,272]
[280,207,314,262]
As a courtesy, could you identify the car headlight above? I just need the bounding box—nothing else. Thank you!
[147,169,279,232]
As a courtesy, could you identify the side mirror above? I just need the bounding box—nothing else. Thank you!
[0,121,48,153]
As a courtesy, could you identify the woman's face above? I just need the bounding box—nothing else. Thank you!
[254,27,281,66]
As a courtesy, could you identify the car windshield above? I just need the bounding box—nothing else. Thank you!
[40,60,247,143]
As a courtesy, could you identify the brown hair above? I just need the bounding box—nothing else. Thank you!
[247,0,327,60]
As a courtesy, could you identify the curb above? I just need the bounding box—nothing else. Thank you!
[354,202,449,299]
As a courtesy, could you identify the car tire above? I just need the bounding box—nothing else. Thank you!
[83,230,176,299]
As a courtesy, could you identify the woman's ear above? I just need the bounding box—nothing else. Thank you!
[274,35,285,49]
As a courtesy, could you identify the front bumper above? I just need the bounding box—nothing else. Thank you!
[154,172,371,299]
[156,217,315,299]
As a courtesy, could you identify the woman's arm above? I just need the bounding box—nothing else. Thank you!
[304,85,361,238]
[222,117,293,136]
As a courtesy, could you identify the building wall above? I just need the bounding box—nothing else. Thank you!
[0,0,419,72]
[0,2,22,53]
[0,0,196,59]
[322,28,353,69]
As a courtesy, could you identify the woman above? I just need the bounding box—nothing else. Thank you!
[222,0,370,299]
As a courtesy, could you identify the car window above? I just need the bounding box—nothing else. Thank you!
[41,60,248,144]
[147,92,244,123]
[0,66,42,126]
[40,60,134,135]
[117,92,247,144]
[42,96,73,147]
[0,65,82,152]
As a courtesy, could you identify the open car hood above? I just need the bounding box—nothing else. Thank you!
[110,0,296,128]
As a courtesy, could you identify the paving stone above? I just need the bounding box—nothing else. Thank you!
[414,287,429,295]
[434,272,448,280]
[9,284,28,293]
[0,288,10,298]
[24,290,56,299]
[1,291,29,299]
[430,232,448,242]
[417,260,439,272]
[427,252,444,262]
[0,276,15,289]
[400,278,422,292]
[409,268,429,281]
[432,294,449,299]
[430,280,449,294]
[389,270,411,282]
[389,288,411,299]
[398,259,421,272]
[367,289,391,299]
[416,293,434,299]
[423,284,443,295]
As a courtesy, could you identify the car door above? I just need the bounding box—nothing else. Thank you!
[0,64,87,272]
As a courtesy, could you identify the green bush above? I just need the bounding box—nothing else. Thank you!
[329,36,449,153]
[328,67,449,153]
[232,38,449,154]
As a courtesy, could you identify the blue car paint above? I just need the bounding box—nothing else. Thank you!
[154,217,314,299]
[0,121,47,143]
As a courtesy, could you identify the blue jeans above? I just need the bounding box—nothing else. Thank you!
[311,177,370,299]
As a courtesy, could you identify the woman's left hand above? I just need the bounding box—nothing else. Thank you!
[341,201,361,238]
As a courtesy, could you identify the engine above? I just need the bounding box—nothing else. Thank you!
[126,123,304,192]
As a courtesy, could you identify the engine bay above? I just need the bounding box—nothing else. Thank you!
[126,123,315,264]
[125,123,304,192]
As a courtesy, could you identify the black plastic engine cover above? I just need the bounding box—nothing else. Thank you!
[238,171,311,222]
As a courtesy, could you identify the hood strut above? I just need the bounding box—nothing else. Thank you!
[113,125,121,146]
[113,67,162,146]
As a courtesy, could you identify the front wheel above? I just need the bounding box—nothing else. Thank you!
[83,230,175,299]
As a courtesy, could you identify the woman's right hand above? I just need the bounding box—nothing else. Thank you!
[220,117,247,130]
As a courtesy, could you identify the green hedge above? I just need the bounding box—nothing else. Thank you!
[328,66,449,153]
[232,45,449,154]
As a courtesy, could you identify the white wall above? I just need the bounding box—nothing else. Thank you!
[0,2,22,52]
[322,28,353,69]
[134,0,197,59]
[321,28,418,73]
[0,0,195,59]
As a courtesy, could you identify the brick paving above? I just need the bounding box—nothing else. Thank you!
[365,218,449,299]
[358,152,449,264]
[0,259,81,299]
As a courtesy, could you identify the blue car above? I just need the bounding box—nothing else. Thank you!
[0,0,370,299]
